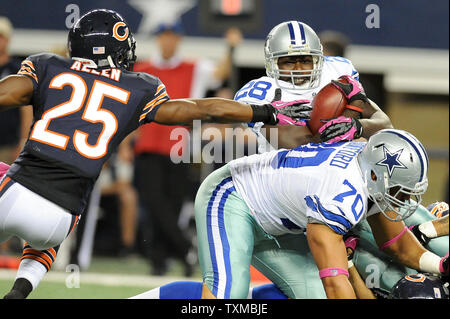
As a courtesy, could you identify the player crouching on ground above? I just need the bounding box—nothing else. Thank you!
[192,129,448,299]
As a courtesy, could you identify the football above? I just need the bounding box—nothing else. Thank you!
[308,79,348,134]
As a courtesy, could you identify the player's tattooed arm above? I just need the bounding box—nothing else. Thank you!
[154,98,254,125]
[154,98,309,126]
[0,75,34,110]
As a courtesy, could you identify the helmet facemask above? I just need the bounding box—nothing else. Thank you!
[264,21,324,91]
[367,170,428,221]
[266,52,323,91]
[358,129,429,222]
[110,35,137,71]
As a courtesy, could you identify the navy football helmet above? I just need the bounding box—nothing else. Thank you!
[68,9,136,70]
[390,273,449,299]
[427,201,449,218]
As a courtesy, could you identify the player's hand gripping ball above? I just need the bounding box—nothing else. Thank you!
[308,78,349,134]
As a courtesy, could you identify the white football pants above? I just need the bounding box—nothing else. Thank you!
[0,176,75,251]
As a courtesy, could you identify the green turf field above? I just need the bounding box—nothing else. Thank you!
[0,279,148,299]
[0,255,202,299]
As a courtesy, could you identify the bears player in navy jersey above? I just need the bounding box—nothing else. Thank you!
[0,9,312,299]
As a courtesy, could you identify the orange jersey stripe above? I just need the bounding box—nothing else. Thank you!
[18,69,38,83]
[139,98,168,121]
[70,215,79,233]
[0,177,11,192]
[22,60,36,71]
[154,84,165,96]
[143,91,168,111]
[19,65,35,74]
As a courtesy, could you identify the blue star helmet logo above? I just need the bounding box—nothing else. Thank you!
[376,145,407,177]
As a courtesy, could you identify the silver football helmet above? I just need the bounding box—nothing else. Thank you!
[264,21,324,91]
[357,129,429,221]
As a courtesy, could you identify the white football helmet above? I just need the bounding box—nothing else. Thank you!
[357,129,429,221]
[264,21,324,91]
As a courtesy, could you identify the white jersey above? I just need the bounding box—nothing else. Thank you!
[228,141,378,236]
[234,56,359,153]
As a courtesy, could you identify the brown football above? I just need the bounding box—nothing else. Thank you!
[308,79,348,134]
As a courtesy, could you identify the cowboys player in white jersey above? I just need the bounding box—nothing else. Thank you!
[128,21,447,300]
[196,129,448,299]
[234,20,393,150]
[230,20,449,298]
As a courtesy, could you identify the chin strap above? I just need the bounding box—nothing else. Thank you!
[107,56,116,68]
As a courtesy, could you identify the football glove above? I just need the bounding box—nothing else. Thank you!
[331,75,369,104]
[271,99,311,125]
[344,234,359,261]
[409,224,431,246]
[251,99,311,126]
[319,116,363,143]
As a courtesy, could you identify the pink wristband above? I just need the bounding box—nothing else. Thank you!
[319,267,349,279]
[379,226,408,251]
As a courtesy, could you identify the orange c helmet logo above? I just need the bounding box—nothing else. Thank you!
[405,274,426,282]
[112,22,129,41]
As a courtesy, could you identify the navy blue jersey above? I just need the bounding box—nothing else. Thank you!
[7,53,169,214]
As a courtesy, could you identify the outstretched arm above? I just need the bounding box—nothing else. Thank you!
[433,215,449,237]
[153,98,310,126]
[411,214,449,246]
[0,75,34,110]
[154,98,253,125]
[367,210,447,274]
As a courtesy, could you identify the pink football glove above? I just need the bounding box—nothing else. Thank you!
[271,99,311,126]
[440,252,449,276]
[344,234,359,262]
[318,116,362,143]
[0,162,10,179]
[331,75,368,104]
[345,235,359,252]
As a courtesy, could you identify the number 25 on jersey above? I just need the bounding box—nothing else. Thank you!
[30,73,130,159]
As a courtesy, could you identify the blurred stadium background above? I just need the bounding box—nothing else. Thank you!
[0,0,448,298]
